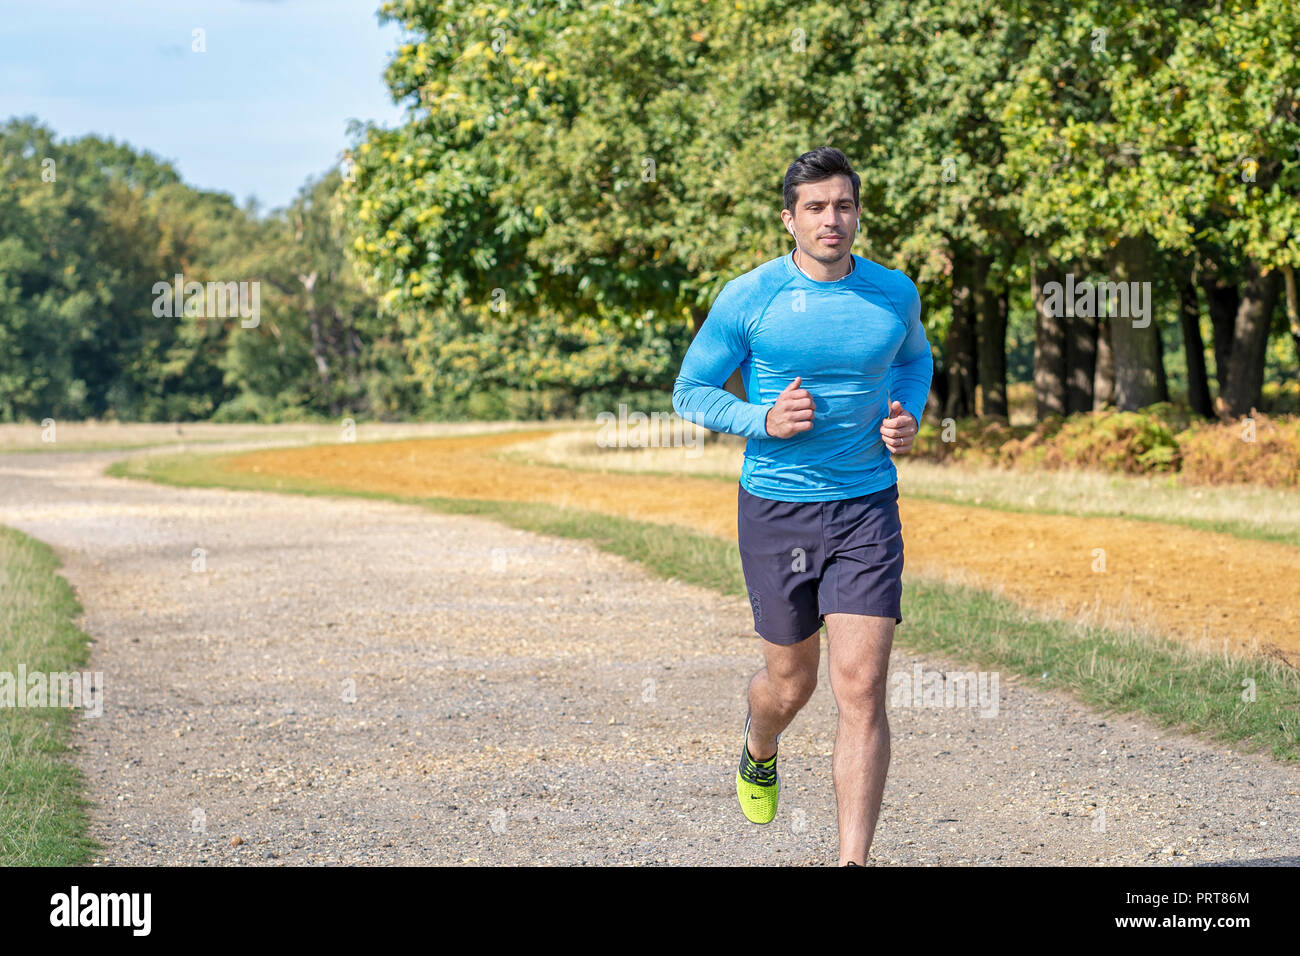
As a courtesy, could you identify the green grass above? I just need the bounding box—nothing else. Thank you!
[0,526,102,865]
[109,446,1300,762]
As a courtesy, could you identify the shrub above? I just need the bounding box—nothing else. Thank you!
[465,389,510,421]
[1038,405,1183,475]
[212,392,282,423]
[1177,413,1300,488]
[913,402,1298,489]
[503,388,578,420]
[574,388,675,422]
[912,416,1039,466]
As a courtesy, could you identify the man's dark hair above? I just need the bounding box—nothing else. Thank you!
[782,146,860,213]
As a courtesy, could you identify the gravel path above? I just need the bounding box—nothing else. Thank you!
[1,445,1297,866]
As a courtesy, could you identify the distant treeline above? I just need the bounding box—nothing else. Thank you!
[0,118,415,423]
[2,1,1298,424]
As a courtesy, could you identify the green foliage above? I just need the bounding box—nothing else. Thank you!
[0,117,214,420]
[340,0,718,406]
[5,2,1298,422]
[0,118,408,423]
[342,1,1297,419]
[220,170,402,419]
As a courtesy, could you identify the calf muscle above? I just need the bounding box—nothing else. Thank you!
[746,628,820,760]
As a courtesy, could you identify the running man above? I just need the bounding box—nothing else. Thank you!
[672,146,933,866]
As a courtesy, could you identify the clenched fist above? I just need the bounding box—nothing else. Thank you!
[765,376,815,438]
[880,400,917,454]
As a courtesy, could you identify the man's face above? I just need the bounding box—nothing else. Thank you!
[782,175,858,265]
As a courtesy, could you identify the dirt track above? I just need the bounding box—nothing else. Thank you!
[229,432,1300,667]
[2,441,1299,865]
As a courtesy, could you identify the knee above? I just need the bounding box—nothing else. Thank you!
[771,672,817,712]
[832,671,889,721]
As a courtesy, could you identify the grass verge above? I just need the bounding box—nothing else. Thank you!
[0,526,101,865]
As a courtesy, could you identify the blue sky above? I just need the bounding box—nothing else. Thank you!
[0,0,409,213]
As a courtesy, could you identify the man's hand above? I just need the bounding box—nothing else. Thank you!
[880,400,918,454]
[765,376,814,438]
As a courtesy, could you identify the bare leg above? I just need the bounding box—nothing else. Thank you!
[745,627,821,760]
[824,612,894,865]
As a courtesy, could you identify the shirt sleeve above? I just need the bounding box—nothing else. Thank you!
[672,282,772,440]
[886,277,933,426]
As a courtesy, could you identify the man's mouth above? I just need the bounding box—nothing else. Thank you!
[820,235,842,244]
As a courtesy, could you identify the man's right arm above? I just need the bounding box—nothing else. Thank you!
[671,282,772,440]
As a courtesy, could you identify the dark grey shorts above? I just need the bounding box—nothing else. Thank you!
[737,482,904,645]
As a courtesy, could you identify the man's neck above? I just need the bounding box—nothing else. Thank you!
[793,248,854,282]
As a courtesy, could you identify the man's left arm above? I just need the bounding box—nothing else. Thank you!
[882,279,933,453]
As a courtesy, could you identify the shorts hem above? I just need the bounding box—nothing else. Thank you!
[820,605,902,626]
[755,624,823,646]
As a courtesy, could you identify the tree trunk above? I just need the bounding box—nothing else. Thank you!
[1106,236,1163,410]
[1177,264,1213,418]
[1283,265,1300,370]
[973,253,1007,419]
[329,307,361,415]
[1094,315,1115,409]
[945,251,977,419]
[1065,263,1098,414]
[925,354,947,422]
[1032,259,1067,419]
[1198,255,1240,399]
[1223,260,1282,417]
[299,271,339,417]
[1154,311,1169,403]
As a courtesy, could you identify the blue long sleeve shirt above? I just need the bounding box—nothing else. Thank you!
[672,249,933,502]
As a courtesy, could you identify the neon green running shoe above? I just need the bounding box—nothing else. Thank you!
[736,711,779,824]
